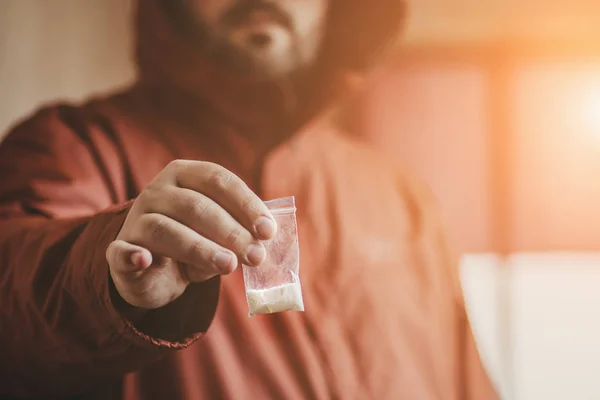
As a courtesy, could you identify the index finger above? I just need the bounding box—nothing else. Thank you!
[172,160,276,240]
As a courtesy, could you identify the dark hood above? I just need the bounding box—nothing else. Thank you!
[322,0,407,72]
[134,0,407,131]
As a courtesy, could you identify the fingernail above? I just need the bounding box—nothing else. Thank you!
[215,251,235,271]
[254,216,276,239]
[246,244,266,266]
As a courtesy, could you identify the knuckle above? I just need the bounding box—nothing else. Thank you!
[207,168,234,192]
[136,188,153,208]
[189,239,207,261]
[138,181,169,209]
[241,192,258,215]
[146,216,168,242]
[224,226,243,248]
[165,159,188,182]
[188,196,211,219]
[168,159,186,171]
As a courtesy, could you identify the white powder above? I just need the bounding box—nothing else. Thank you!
[246,282,305,316]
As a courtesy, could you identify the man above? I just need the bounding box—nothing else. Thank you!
[0,0,498,399]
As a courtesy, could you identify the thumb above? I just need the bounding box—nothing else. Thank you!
[106,240,153,274]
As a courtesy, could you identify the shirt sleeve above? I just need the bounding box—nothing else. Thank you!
[0,105,220,398]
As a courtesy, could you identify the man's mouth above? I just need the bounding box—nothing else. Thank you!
[222,2,292,31]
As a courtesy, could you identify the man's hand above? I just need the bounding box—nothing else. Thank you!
[106,160,276,310]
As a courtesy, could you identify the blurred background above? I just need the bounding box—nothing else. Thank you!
[2,1,600,399]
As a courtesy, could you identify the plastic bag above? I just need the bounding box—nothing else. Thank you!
[242,196,304,317]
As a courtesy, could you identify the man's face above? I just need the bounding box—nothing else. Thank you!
[185,0,330,79]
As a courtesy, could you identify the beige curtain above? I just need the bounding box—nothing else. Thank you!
[0,0,135,137]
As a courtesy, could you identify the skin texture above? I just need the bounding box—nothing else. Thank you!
[107,160,277,309]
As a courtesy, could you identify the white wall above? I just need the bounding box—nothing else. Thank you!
[405,0,600,45]
[0,0,135,136]
[462,253,600,400]
[461,254,510,398]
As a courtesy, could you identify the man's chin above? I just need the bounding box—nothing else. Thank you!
[225,50,296,81]
[234,65,292,83]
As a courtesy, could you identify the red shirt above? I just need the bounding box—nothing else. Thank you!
[0,1,498,398]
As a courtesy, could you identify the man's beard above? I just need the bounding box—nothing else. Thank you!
[203,29,302,80]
